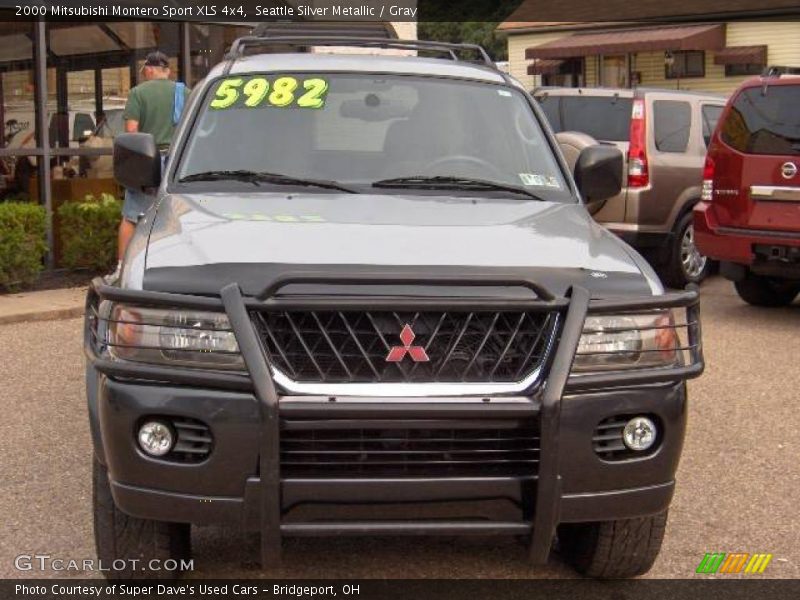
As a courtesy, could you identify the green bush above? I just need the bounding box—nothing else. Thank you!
[0,202,47,291]
[58,193,121,271]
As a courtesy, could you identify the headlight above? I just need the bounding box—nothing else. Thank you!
[572,311,679,372]
[107,305,244,370]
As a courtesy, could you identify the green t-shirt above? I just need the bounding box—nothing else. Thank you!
[123,79,189,149]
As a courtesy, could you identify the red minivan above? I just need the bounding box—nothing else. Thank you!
[695,72,800,306]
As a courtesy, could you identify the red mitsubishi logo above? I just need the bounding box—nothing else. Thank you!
[386,324,430,363]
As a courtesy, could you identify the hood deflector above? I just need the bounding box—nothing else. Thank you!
[143,263,654,300]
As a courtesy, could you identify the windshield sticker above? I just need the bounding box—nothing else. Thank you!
[498,90,512,97]
[210,76,329,110]
[519,173,562,189]
[519,173,543,186]
[544,175,562,189]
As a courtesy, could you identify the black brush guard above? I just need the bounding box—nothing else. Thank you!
[84,271,704,566]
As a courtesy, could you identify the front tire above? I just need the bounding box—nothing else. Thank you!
[93,458,191,580]
[734,273,800,307]
[660,213,711,288]
[557,511,668,578]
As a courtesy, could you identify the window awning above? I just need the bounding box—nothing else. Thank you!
[528,59,564,75]
[714,45,767,65]
[525,24,725,59]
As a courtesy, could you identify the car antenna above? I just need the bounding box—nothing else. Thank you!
[760,66,780,96]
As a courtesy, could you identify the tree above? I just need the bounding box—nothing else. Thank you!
[418,21,509,61]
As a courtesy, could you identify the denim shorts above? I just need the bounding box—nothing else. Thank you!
[122,187,156,223]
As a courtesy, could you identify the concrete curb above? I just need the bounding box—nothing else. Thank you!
[0,305,85,326]
[0,286,86,326]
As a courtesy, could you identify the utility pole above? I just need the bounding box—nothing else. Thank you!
[32,18,53,269]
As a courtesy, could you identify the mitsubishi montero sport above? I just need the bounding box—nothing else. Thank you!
[85,37,704,579]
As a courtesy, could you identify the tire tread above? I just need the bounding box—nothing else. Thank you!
[93,458,189,580]
[734,275,799,307]
[660,212,710,288]
[558,510,668,579]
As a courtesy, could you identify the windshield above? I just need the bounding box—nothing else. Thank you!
[537,94,633,143]
[175,73,571,201]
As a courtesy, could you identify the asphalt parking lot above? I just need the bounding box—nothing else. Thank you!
[0,276,797,580]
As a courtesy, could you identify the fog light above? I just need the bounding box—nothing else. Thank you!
[622,417,657,451]
[137,421,174,457]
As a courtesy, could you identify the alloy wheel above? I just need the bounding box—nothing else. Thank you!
[681,223,708,280]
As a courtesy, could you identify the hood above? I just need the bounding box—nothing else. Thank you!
[128,192,660,298]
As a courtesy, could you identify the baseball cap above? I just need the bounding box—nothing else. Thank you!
[143,51,169,68]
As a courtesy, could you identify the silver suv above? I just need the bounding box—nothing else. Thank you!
[85,37,704,579]
[535,87,726,287]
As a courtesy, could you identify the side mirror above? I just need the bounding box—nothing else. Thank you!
[113,133,161,189]
[555,131,599,172]
[574,145,623,214]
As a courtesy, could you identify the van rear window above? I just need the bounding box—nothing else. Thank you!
[537,95,632,142]
[721,86,800,156]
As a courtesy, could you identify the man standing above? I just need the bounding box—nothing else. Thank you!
[112,51,188,277]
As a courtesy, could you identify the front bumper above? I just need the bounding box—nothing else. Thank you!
[85,275,703,565]
[99,378,684,527]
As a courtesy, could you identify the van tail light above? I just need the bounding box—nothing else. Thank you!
[627,98,649,188]
[701,156,715,201]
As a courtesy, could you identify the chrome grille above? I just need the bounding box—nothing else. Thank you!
[252,310,558,384]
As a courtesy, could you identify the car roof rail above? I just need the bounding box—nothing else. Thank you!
[222,36,497,75]
[760,65,800,77]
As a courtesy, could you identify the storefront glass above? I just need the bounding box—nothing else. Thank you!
[0,22,35,200]
[0,18,251,265]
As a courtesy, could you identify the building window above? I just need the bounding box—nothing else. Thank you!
[725,63,764,77]
[542,58,585,88]
[601,55,629,88]
[665,51,705,79]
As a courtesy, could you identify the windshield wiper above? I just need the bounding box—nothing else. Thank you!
[179,170,357,193]
[371,175,546,200]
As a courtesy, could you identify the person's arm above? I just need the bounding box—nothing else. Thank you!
[123,88,141,134]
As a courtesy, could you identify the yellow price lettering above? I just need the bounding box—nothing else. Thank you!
[211,76,328,109]
[210,78,243,109]
[269,76,299,107]
[242,77,269,107]
[297,78,329,109]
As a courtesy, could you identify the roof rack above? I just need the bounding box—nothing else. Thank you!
[761,65,800,77]
[223,36,497,74]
